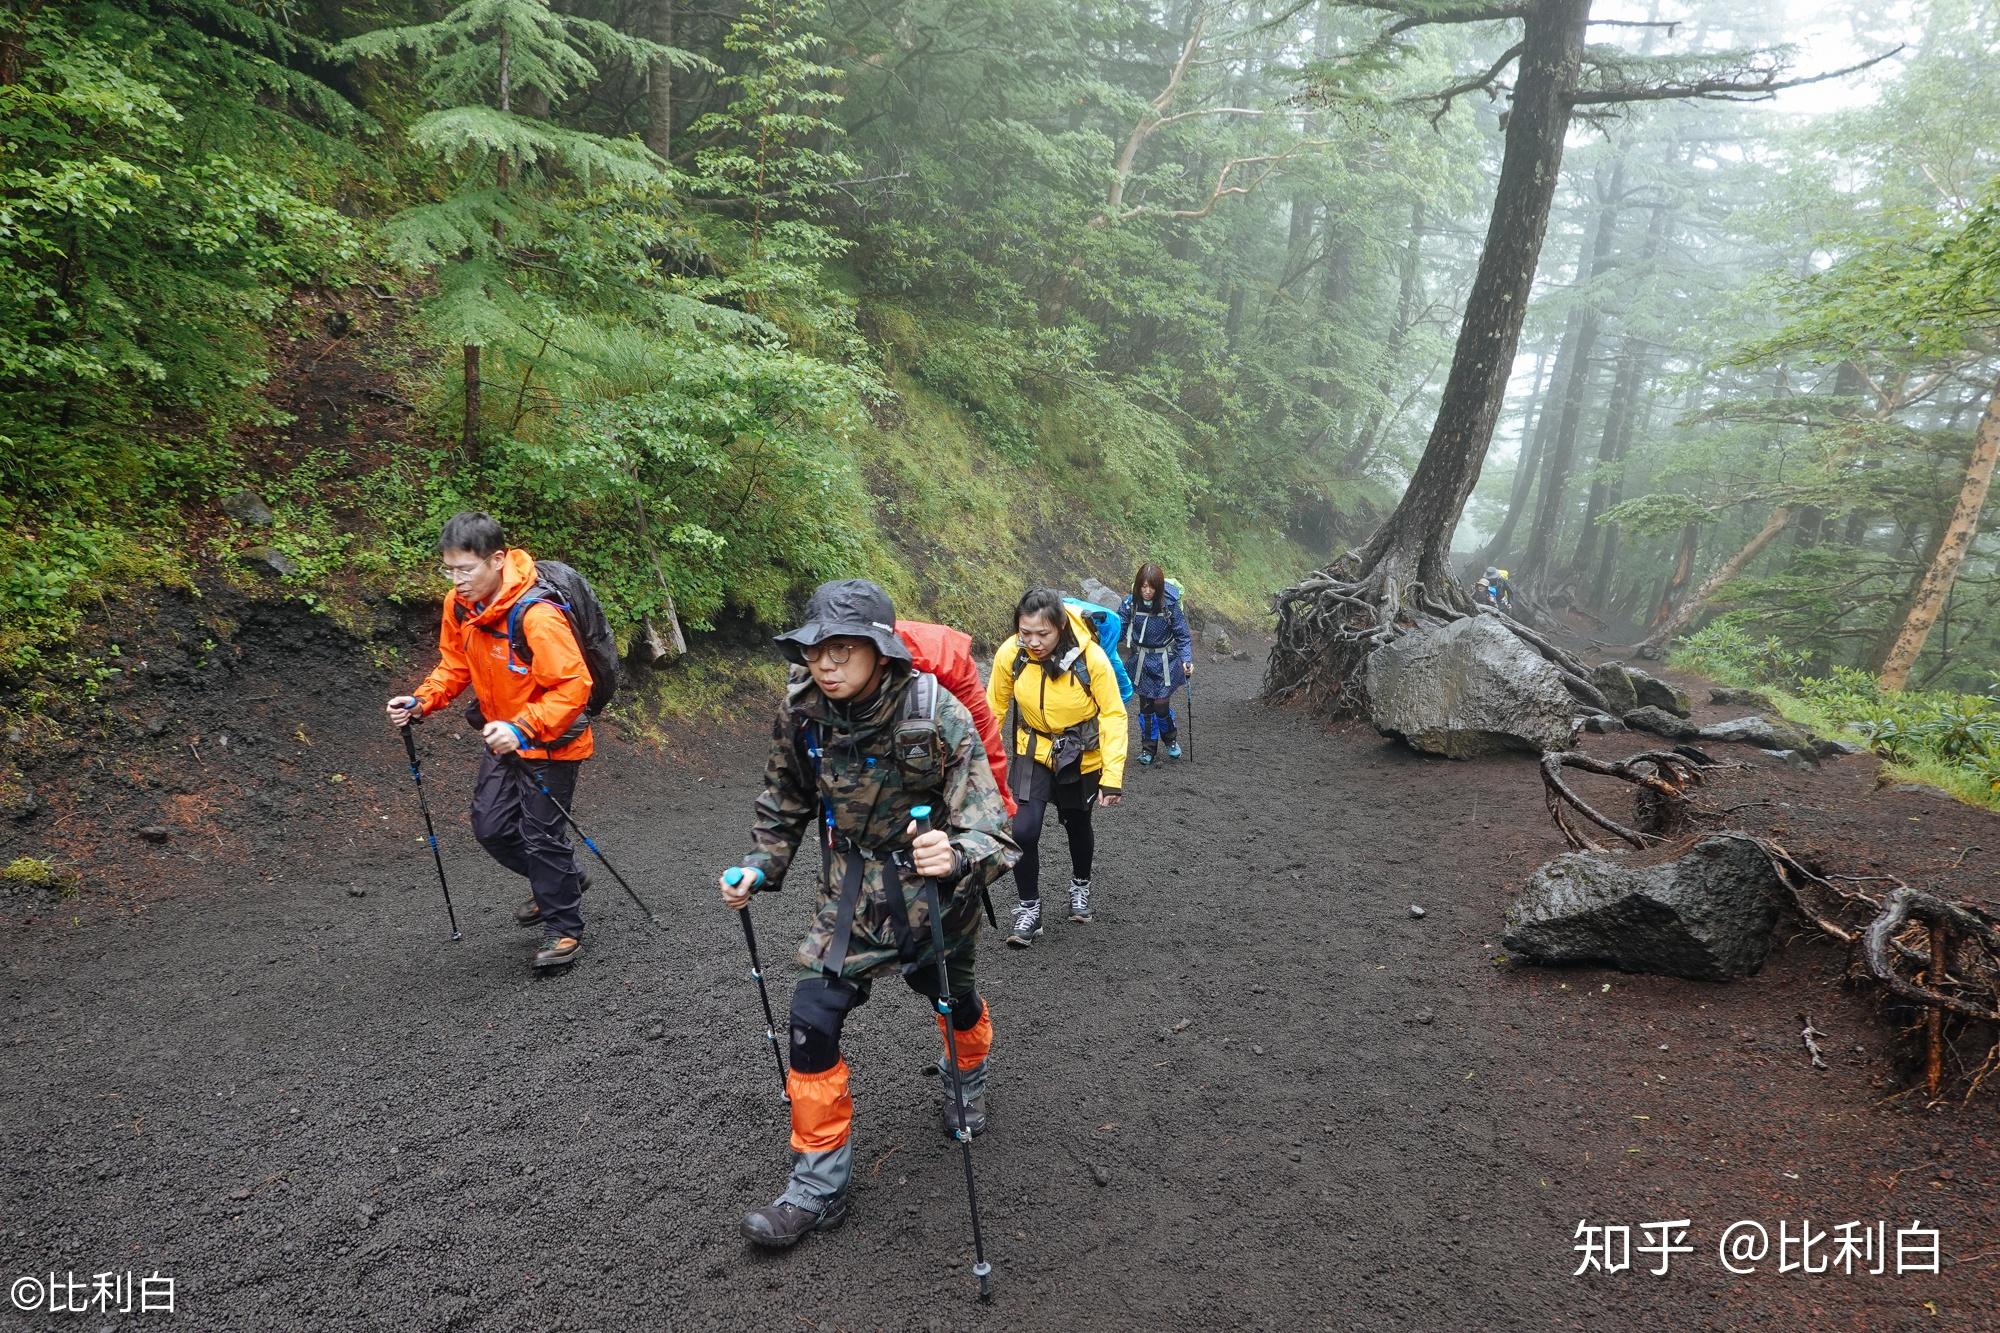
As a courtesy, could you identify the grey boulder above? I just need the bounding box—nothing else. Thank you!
[1625,668,1691,717]
[237,546,298,578]
[1698,715,1814,751]
[1079,576,1122,608]
[221,488,275,525]
[1589,663,1639,715]
[1365,616,1577,758]
[1709,686,1777,710]
[1622,706,1700,740]
[1503,835,1783,981]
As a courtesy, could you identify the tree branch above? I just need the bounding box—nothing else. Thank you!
[1400,40,1525,127]
[1573,48,1903,106]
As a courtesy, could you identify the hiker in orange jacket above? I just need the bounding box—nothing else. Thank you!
[385,512,593,969]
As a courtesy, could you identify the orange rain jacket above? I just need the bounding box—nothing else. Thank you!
[894,619,1016,816]
[411,548,594,761]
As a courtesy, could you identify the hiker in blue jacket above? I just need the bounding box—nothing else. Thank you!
[1117,563,1193,765]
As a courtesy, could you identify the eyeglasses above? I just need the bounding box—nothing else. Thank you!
[439,561,491,582]
[802,641,859,666]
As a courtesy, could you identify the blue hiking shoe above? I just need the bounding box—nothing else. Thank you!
[1138,750,1155,766]
[1166,742,1183,760]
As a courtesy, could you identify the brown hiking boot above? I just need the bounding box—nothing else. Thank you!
[533,933,582,968]
[740,1195,848,1249]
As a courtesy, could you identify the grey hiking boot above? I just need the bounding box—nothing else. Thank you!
[740,1194,848,1249]
[516,874,591,927]
[1068,878,1092,923]
[533,932,582,968]
[1005,898,1042,948]
[935,1057,990,1139]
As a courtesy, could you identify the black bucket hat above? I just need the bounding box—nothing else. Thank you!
[773,579,912,667]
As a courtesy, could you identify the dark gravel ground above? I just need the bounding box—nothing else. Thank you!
[4,641,1996,1331]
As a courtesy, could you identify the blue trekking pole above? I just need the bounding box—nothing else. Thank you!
[505,754,662,927]
[399,723,461,940]
[910,805,994,1302]
[725,869,789,1100]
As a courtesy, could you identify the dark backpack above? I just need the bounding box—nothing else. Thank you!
[510,560,621,714]
[459,559,621,747]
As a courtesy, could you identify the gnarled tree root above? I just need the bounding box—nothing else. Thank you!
[1538,746,1717,852]
[1265,554,1610,718]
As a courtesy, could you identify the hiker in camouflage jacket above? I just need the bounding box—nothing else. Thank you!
[719,578,1019,1251]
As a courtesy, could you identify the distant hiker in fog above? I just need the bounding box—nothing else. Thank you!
[386,513,596,970]
[1117,563,1192,766]
[717,579,1019,1250]
[988,586,1127,947]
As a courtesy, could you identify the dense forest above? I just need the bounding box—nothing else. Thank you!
[2,0,1996,794]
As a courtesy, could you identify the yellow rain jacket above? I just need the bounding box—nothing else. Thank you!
[987,607,1128,793]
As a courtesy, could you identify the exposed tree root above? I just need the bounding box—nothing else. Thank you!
[1520,748,1992,1088]
[1538,746,1717,851]
[1266,552,1610,718]
[1527,756,2000,1096]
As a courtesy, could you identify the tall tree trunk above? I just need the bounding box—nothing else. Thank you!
[1477,340,1558,566]
[1875,378,2000,690]
[645,0,674,159]
[1344,200,1427,475]
[1647,522,1700,630]
[1348,0,1591,596]
[1640,507,1795,651]
[463,345,481,456]
[1517,159,1623,592]
[1569,202,1666,587]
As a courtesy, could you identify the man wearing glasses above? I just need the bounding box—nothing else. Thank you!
[718,579,1020,1249]
[385,512,593,968]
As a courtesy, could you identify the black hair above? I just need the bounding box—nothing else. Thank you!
[1015,586,1078,658]
[1131,562,1167,611]
[438,511,505,558]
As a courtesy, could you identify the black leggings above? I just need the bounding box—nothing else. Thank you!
[1012,777,1097,902]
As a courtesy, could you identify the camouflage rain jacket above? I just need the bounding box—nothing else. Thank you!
[742,665,1021,978]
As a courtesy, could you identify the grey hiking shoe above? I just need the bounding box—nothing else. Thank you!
[1005,898,1042,948]
[936,1058,990,1139]
[741,1195,848,1249]
[533,932,582,968]
[1068,879,1092,923]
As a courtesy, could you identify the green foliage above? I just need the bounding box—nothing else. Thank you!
[0,0,365,664]
[1673,627,2000,811]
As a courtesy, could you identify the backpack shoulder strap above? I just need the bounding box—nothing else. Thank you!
[1011,646,1030,680]
[506,580,574,664]
[900,670,940,722]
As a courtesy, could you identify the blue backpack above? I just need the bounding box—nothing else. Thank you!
[1061,597,1136,702]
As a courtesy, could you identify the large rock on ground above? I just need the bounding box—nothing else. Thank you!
[1624,667,1691,717]
[1710,686,1777,710]
[1698,714,1814,751]
[1078,576,1122,608]
[1365,616,1576,758]
[1589,663,1639,715]
[1623,706,1700,740]
[1502,835,1782,981]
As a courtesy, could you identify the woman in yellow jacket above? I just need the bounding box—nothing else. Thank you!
[987,586,1128,946]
